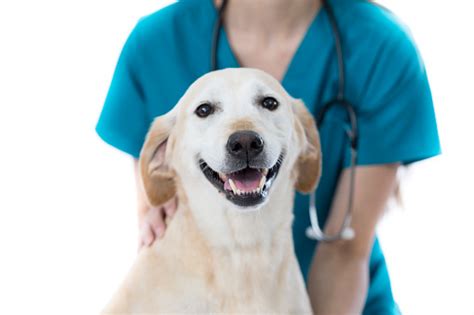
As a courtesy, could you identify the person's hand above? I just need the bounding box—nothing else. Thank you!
[138,197,177,249]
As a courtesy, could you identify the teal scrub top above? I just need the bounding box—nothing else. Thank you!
[96,0,441,313]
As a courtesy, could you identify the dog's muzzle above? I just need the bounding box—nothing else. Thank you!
[199,130,283,208]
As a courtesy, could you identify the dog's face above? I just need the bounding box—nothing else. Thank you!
[140,68,321,211]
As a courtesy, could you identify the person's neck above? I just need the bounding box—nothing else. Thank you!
[214,0,321,38]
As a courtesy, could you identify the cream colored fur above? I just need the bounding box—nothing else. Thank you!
[103,68,321,314]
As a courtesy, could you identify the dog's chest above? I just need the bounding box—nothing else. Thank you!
[197,251,295,312]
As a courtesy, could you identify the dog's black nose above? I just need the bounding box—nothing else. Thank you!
[227,130,264,160]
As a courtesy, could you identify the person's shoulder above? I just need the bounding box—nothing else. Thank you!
[133,0,212,40]
[334,0,414,42]
[333,0,423,70]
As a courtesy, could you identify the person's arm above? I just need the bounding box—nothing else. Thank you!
[308,163,399,315]
[134,159,177,249]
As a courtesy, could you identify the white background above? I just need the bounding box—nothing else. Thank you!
[0,0,472,314]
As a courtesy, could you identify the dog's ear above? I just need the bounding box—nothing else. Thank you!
[292,99,322,194]
[139,110,177,207]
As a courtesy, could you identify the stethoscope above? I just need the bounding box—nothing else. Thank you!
[211,0,357,242]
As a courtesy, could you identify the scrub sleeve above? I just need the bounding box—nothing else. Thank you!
[96,25,150,159]
[344,22,440,167]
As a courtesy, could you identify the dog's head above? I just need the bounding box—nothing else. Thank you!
[139,68,321,211]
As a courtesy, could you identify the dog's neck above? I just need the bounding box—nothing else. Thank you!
[151,172,299,296]
[174,172,296,253]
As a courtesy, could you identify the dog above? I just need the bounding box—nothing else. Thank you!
[103,68,321,314]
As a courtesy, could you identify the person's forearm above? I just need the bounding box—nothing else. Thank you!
[308,244,369,315]
[307,165,398,314]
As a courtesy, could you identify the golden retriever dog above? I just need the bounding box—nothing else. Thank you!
[103,68,321,314]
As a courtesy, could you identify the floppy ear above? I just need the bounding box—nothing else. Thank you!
[292,99,322,194]
[139,110,177,207]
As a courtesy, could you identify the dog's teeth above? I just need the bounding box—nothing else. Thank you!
[236,189,242,195]
[258,176,266,189]
[262,168,269,176]
[229,179,238,194]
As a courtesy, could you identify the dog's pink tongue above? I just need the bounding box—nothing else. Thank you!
[225,168,262,192]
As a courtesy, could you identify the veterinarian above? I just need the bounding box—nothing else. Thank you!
[96,0,440,314]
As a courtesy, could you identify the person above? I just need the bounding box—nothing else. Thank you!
[96,0,440,313]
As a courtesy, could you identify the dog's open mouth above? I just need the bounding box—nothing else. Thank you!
[199,156,283,207]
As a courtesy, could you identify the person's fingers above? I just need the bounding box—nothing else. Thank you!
[139,222,155,248]
[138,197,177,250]
[163,197,177,218]
[148,207,166,239]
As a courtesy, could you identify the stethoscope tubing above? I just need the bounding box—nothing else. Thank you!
[211,0,358,242]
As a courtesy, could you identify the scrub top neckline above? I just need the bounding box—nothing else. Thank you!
[205,0,326,88]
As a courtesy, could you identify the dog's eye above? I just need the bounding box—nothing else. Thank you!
[261,97,279,111]
[195,103,215,118]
